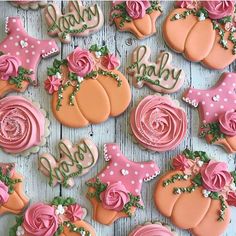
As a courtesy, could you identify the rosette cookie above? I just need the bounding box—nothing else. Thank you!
[0,96,50,155]
[130,95,187,152]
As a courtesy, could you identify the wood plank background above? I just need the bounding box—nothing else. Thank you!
[0,1,235,235]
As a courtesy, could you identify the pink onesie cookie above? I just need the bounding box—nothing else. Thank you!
[10,1,47,10]
[0,17,59,98]
[183,72,236,153]
[86,143,160,225]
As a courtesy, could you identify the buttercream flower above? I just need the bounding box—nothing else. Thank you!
[225,22,234,31]
[126,0,151,19]
[100,182,130,211]
[0,181,9,204]
[176,0,198,9]
[202,0,235,20]
[101,54,120,70]
[22,203,59,236]
[227,191,236,206]
[219,110,236,136]
[172,155,190,171]
[0,55,21,81]
[44,75,62,94]
[65,204,84,222]
[201,160,232,192]
[67,47,94,77]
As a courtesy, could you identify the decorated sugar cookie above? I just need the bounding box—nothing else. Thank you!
[128,45,185,93]
[44,0,104,43]
[10,1,47,10]
[0,163,29,216]
[39,138,98,188]
[0,17,59,98]
[183,72,236,153]
[45,44,131,128]
[130,94,187,152]
[0,96,50,155]
[154,149,236,236]
[110,1,162,39]
[163,0,236,69]
[86,143,160,225]
[9,196,96,236]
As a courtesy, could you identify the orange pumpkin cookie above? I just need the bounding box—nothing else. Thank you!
[154,149,236,236]
[110,1,162,39]
[163,1,236,69]
[45,44,131,128]
[9,196,96,236]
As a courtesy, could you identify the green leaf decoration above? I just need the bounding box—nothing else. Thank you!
[123,193,144,217]
[218,16,232,24]
[182,149,210,163]
[51,196,76,206]
[195,7,208,18]
[209,192,219,200]
[192,173,202,186]
[86,178,108,201]
[231,171,236,184]
[8,216,24,236]
[54,225,64,236]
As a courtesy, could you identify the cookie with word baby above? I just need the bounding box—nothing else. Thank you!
[45,44,131,128]
[39,138,98,188]
[9,196,96,236]
[110,0,162,39]
[154,149,236,236]
[128,45,185,93]
[86,143,160,225]
[183,72,236,153]
[163,0,236,69]
[44,0,104,43]
[10,1,47,10]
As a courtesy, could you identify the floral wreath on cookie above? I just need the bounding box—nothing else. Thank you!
[173,0,236,54]
[45,44,121,111]
[164,149,236,221]
[9,197,91,236]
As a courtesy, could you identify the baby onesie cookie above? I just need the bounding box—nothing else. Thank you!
[0,163,29,216]
[86,143,160,225]
[9,196,96,236]
[0,96,50,155]
[110,0,162,39]
[10,1,47,10]
[163,0,236,69]
[45,44,131,128]
[183,72,236,153]
[45,0,104,43]
[39,138,98,188]
[127,45,185,93]
[130,94,187,152]
[154,149,236,236]
[0,17,59,98]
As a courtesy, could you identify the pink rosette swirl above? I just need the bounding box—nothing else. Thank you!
[176,0,198,9]
[0,96,45,154]
[202,0,235,20]
[0,181,9,204]
[219,110,236,136]
[0,55,21,81]
[227,191,236,206]
[130,95,187,152]
[101,54,120,70]
[44,75,62,94]
[22,203,59,236]
[100,182,130,211]
[65,204,84,222]
[172,154,190,171]
[126,0,151,19]
[201,160,232,192]
[67,47,94,77]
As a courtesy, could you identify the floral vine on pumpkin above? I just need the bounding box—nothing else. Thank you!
[45,44,122,111]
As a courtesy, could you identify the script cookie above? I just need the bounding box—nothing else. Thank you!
[128,45,185,93]
[110,0,162,39]
[163,0,236,69]
[154,149,236,236]
[45,44,131,128]
[10,1,47,10]
[183,72,236,153]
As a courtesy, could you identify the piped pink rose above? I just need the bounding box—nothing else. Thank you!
[219,110,236,136]
[101,54,120,70]
[172,154,191,171]
[65,204,84,222]
[0,181,9,204]
[44,75,62,94]
[126,0,151,19]
[227,191,236,206]
[176,0,198,9]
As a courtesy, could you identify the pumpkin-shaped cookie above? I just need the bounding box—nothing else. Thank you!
[163,1,236,69]
[45,44,131,128]
[154,149,236,236]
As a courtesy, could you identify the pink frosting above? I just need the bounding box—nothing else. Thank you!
[23,203,58,236]
[129,224,174,236]
[101,54,120,70]
[219,110,236,136]
[201,160,232,192]
[65,204,84,222]
[67,47,94,77]
[100,182,130,211]
[0,96,45,154]
[130,95,187,152]
[0,181,9,204]
[227,191,236,206]
[202,0,235,20]
[172,154,191,171]
[126,0,151,19]
[176,0,198,9]
[44,75,62,94]
[0,55,21,81]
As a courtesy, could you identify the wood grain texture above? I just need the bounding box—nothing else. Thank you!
[0,1,235,235]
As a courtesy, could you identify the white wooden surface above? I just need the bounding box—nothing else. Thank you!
[0,1,235,235]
